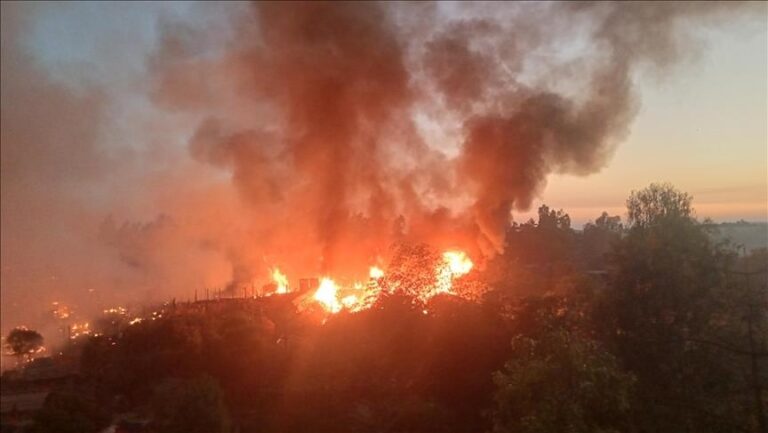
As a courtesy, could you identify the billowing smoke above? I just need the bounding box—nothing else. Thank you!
[150,1,753,270]
[1,2,761,341]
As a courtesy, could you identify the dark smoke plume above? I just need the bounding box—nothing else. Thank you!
[1,2,761,340]
[150,1,756,272]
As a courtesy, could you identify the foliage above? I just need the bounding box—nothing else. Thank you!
[580,212,623,270]
[626,182,693,228]
[151,375,231,433]
[4,327,43,360]
[30,391,111,433]
[485,205,579,297]
[597,183,757,432]
[66,183,764,433]
[491,328,635,433]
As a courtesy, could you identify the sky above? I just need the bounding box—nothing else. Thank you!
[20,2,768,225]
[1,2,766,356]
[520,18,768,224]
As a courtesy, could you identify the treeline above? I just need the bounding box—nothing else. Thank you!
[18,184,768,433]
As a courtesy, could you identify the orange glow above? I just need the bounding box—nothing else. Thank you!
[272,268,289,294]
[369,266,384,280]
[434,250,474,296]
[304,251,474,315]
[313,278,342,313]
[51,302,71,319]
[103,306,127,315]
[340,294,359,308]
[70,322,92,339]
[443,251,473,276]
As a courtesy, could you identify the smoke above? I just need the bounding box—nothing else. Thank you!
[428,2,749,253]
[148,1,755,267]
[1,2,761,343]
[1,2,114,345]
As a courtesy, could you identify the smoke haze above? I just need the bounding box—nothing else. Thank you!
[1,1,761,350]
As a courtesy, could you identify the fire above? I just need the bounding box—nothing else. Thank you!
[369,266,384,279]
[103,306,127,315]
[443,251,473,276]
[340,294,359,308]
[313,278,342,313]
[51,302,71,319]
[69,322,92,339]
[293,250,474,315]
[272,268,289,294]
[435,250,474,295]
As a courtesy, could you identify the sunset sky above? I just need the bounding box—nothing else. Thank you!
[533,21,767,224]
[17,2,767,225]
[1,2,766,342]
[2,6,766,431]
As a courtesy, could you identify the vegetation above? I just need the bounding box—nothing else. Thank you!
[151,376,230,433]
[492,328,635,433]
[9,184,767,433]
[30,391,111,433]
[3,327,43,364]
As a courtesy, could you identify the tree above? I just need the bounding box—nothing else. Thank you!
[4,327,43,364]
[598,183,748,432]
[486,205,577,297]
[30,391,111,433]
[381,243,443,300]
[151,375,231,433]
[491,328,635,433]
[716,249,768,433]
[626,182,692,228]
[580,212,623,270]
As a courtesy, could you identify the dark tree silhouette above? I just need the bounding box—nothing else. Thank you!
[491,328,635,433]
[626,182,693,228]
[4,327,43,364]
[151,376,231,433]
[580,212,623,270]
[30,391,111,433]
[598,183,756,432]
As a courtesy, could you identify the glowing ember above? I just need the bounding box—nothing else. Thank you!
[272,268,289,294]
[70,322,92,339]
[435,250,474,295]
[314,278,342,313]
[369,266,384,280]
[103,306,127,315]
[51,302,71,319]
[443,251,473,277]
[302,250,474,315]
[340,294,359,308]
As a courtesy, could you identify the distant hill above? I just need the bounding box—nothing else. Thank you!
[708,221,768,252]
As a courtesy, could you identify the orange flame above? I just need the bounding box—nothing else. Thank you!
[434,250,474,295]
[340,294,359,308]
[313,277,342,313]
[443,251,473,276]
[306,251,473,315]
[369,266,384,280]
[272,268,289,294]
